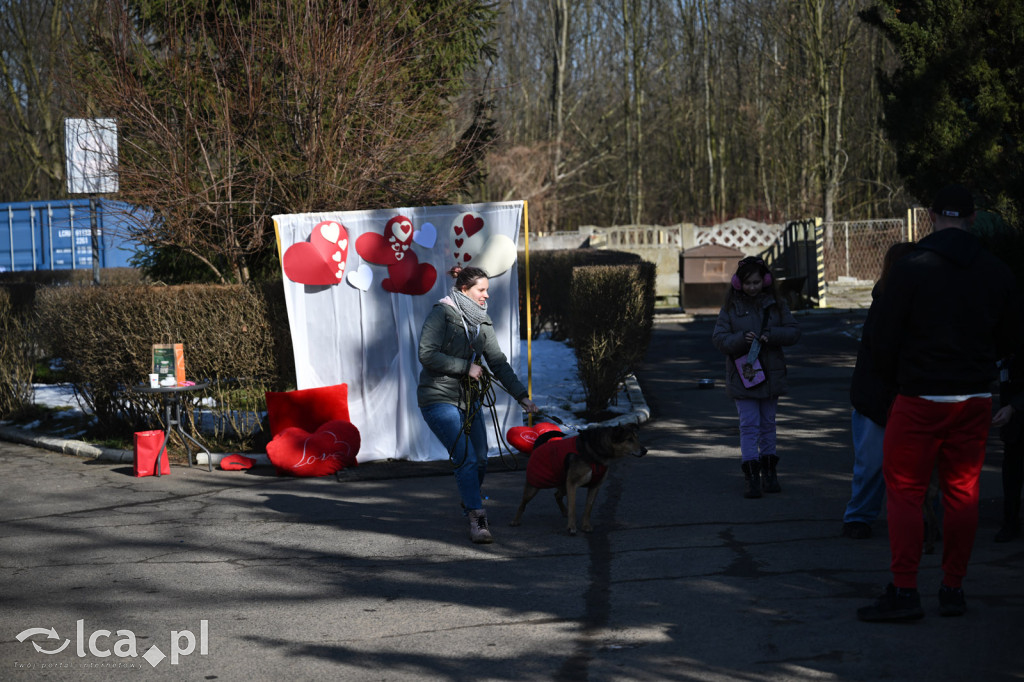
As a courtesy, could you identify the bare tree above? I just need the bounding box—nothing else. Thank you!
[73,0,495,283]
[0,0,87,200]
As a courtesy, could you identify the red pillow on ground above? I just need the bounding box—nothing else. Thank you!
[506,422,562,453]
[220,454,255,471]
[265,383,349,437]
[266,419,361,477]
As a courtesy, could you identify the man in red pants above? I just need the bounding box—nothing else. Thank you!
[858,184,1021,622]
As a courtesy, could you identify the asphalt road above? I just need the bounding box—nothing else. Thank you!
[1,310,1022,681]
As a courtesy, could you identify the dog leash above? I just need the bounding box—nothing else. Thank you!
[451,364,521,470]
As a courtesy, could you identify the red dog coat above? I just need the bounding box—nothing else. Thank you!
[526,436,608,489]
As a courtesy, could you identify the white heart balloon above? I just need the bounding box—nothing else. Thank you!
[346,263,373,291]
[473,234,517,277]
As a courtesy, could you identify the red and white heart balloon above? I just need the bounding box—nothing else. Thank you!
[282,220,350,286]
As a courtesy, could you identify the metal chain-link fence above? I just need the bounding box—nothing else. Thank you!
[821,218,908,282]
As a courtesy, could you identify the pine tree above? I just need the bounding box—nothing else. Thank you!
[862,0,1024,223]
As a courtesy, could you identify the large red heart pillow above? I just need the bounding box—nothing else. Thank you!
[266,420,361,477]
[265,384,349,437]
[506,422,562,453]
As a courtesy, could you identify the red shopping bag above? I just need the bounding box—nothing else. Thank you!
[134,430,170,477]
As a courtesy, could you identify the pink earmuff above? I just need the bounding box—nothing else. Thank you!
[732,271,772,290]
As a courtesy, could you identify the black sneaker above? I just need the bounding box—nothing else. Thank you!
[938,585,966,617]
[842,522,872,539]
[857,583,924,622]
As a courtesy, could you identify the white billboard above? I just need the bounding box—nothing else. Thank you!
[65,118,119,195]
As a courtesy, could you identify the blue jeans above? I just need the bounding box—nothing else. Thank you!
[420,401,489,510]
[844,408,886,524]
[735,397,778,461]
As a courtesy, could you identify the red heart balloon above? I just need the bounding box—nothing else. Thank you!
[356,231,403,266]
[463,214,484,238]
[283,220,349,286]
[310,220,349,263]
[356,215,413,266]
[283,241,342,285]
[266,420,361,477]
[381,251,437,296]
[506,422,562,453]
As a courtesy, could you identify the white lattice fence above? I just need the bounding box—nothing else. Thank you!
[695,219,782,251]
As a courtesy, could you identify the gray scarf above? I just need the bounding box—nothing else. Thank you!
[450,287,488,345]
[451,287,489,326]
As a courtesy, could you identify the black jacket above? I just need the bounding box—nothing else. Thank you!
[870,228,1020,397]
[850,282,895,426]
[999,354,1024,444]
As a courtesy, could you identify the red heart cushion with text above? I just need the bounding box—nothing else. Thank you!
[506,422,562,453]
[266,420,361,477]
[265,384,349,437]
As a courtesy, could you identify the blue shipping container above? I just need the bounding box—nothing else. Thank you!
[0,198,146,272]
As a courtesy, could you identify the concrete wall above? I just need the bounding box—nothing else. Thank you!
[529,221,782,307]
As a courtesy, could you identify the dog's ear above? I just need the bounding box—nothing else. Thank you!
[612,423,638,440]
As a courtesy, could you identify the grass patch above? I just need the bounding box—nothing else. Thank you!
[33,359,68,385]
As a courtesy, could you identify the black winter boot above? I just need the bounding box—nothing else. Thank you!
[761,455,781,493]
[995,494,1020,542]
[742,460,763,499]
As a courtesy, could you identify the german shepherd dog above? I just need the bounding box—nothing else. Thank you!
[510,423,646,535]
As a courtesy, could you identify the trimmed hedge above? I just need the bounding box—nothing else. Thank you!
[569,263,655,417]
[33,283,292,446]
[0,288,34,417]
[518,248,643,340]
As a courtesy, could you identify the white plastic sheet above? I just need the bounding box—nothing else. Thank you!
[272,202,525,462]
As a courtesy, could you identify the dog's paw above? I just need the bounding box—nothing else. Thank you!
[567,528,577,536]
[582,524,593,533]
[508,519,521,527]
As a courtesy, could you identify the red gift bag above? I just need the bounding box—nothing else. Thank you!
[134,430,170,477]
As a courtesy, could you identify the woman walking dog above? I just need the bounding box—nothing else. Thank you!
[712,256,801,498]
[417,265,538,544]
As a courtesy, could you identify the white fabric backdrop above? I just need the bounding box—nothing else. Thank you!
[272,202,525,462]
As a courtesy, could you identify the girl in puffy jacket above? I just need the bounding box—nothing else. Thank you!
[712,257,801,498]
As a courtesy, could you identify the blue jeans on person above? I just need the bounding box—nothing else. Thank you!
[735,397,778,461]
[420,401,489,510]
[844,408,886,525]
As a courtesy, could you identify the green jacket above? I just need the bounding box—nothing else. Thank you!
[417,301,528,409]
